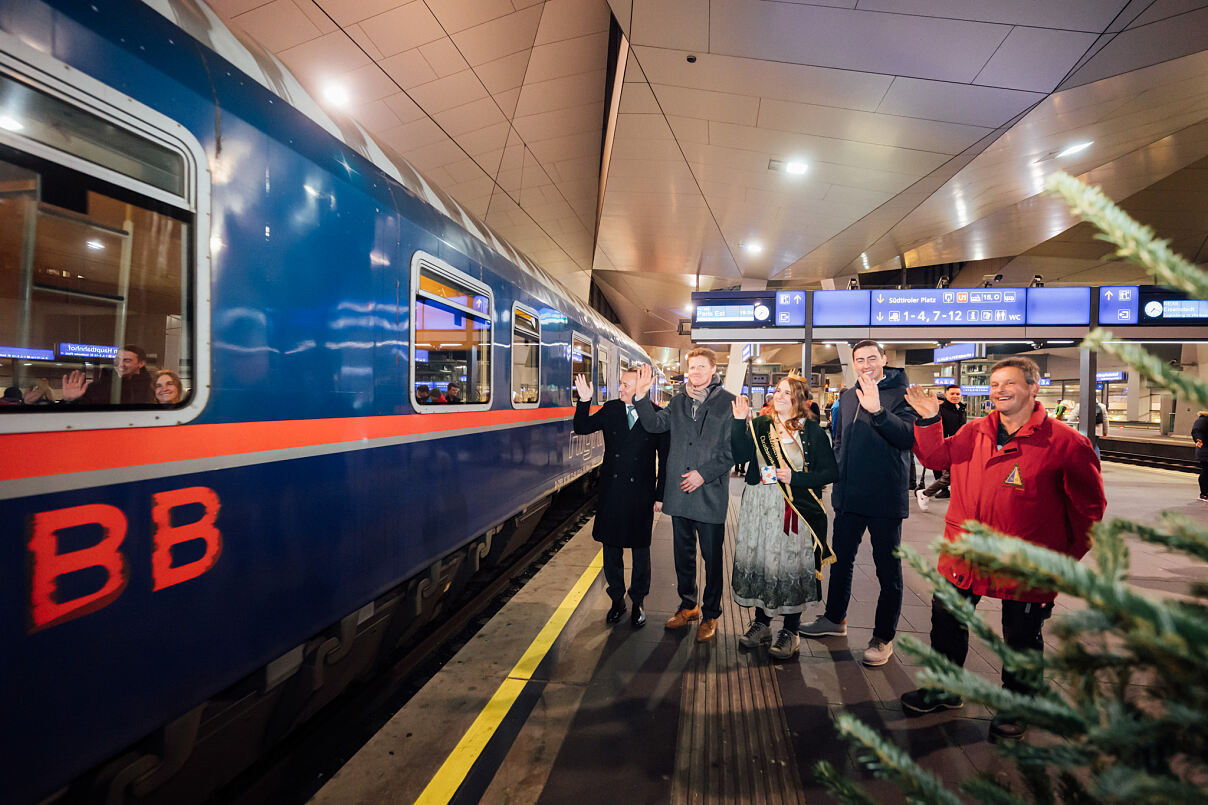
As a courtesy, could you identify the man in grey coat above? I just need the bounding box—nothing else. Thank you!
[634,348,735,643]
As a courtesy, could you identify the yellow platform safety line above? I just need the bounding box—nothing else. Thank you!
[415,548,604,805]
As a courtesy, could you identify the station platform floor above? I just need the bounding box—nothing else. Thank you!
[313,463,1207,805]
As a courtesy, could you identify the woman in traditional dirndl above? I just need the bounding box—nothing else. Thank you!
[731,374,838,660]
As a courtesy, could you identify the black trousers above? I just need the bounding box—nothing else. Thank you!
[1199,459,1208,497]
[603,544,650,605]
[824,511,903,642]
[672,517,725,620]
[930,581,1052,695]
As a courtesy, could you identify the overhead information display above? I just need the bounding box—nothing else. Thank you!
[692,291,806,328]
[870,288,1025,325]
[812,290,870,326]
[1026,287,1091,325]
[1099,285,1208,326]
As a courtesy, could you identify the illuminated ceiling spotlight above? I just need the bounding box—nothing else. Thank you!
[860,252,871,271]
[1057,141,1093,158]
[86,239,104,250]
[785,160,808,175]
[0,114,22,131]
[322,82,352,108]
[740,240,764,255]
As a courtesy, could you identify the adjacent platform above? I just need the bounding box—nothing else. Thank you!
[314,463,1207,804]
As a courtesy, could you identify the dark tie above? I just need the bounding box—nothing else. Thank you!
[626,405,637,429]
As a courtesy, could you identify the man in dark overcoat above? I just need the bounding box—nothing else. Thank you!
[633,348,735,643]
[573,369,669,628]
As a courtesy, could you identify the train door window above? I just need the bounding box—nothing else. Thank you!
[0,60,207,433]
[597,343,611,403]
[571,333,593,403]
[511,303,540,408]
[411,252,491,410]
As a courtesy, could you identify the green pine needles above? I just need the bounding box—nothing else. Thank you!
[816,172,1208,803]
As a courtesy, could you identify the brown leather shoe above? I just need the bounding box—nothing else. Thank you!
[695,618,718,642]
[664,606,702,629]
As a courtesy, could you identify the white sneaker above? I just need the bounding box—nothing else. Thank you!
[768,628,800,660]
[916,489,930,511]
[862,638,894,667]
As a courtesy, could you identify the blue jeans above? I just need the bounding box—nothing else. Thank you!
[823,512,903,642]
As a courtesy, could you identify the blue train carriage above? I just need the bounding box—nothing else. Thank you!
[0,1,647,801]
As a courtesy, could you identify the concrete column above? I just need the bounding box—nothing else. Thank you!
[1126,374,1141,421]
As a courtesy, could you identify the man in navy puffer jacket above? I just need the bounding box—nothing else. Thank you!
[800,340,916,667]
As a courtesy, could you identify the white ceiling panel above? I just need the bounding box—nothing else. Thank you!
[524,32,610,84]
[876,77,1045,127]
[650,85,759,126]
[378,48,439,89]
[511,101,605,143]
[756,98,992,155]
[632,47,892,111]
[426,0,515,34]
[512,70,606,118]
[314,0,404,28]
[419,38,471,78]
[450,5,543,66]
[972,27,1099,92]
[619,82,661,114]
[629,0,710,52]
[708,0,1011,83]
[1058,5,1208,88]
[231,0,321,52]
[277,31,374,84]
[854,0,1129,30]
[359,2,445,57]
[407,70,489,113]
[535,0,612,44]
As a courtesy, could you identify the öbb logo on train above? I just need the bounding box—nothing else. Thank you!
[27,486,223,632]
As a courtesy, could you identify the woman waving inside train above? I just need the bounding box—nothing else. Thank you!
[731,374,838,660]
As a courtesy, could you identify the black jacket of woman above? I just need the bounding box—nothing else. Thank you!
[574,398,670,548]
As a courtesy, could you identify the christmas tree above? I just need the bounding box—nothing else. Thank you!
[816,171,1208,804]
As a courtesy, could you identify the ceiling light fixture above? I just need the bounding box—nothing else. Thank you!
[1057,141,1093,158]
[322,82,351,108]
[0,114,22,131]
[785,161,808,175]
[86,240,104,250]
[741,241,764,255]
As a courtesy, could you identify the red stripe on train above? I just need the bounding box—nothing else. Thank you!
[1,407,580,483]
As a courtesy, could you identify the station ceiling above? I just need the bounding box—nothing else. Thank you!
[207,0,1208,349]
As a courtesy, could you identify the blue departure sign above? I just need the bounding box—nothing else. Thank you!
[692,291,805,328]
[1098,286,1138,324]
[933,342,979,362]
[961,384,990,396]
[1026,287,1091,325]
[871,288,1025,325]
[812,290,870,326]
[775,291,806,326]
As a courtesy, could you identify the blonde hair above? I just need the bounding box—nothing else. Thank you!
[686,347,717,366]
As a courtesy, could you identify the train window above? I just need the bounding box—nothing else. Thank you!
[597,344,611,403]
[571,333,593,403]
[0,69,197,420]
[511,303,540,408]
[411,253,491,409]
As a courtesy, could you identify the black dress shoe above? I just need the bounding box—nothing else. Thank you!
[631,605,647,629]
[606,600,627,624]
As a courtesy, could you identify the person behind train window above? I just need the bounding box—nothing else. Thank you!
[416,384,430,405]
[800,340,916,668]
[916,385,966,510]
[427,386,446,404]
[633,349,735,644]
[61,344,154,405]
[731,376,838,660]
[22,378,55,405]
[901,356,1105,741]
[154,370,184,405]
[573,369,669,628]
[1,387,23,406]
[1192,410,1208,502]
[446,382,462,404]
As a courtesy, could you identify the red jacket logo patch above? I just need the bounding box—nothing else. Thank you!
[1003,464,1024,488]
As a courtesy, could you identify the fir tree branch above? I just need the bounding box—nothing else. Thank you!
[1045,171,1208,299]
[1091,519,1131,582]
[1080,332,1208,409]
[1092,764,1208,804]
[813,761,880,805]
[898,547,1045,685]
[958,777,1030,805]
[830,713,966,805]
[1127,513,1208,565]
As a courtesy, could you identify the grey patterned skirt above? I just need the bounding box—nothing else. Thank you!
[732,481,821,615]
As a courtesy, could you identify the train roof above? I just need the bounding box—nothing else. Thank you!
[138,0,644,359]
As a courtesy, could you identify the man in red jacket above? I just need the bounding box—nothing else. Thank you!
[900,357,1106,741]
